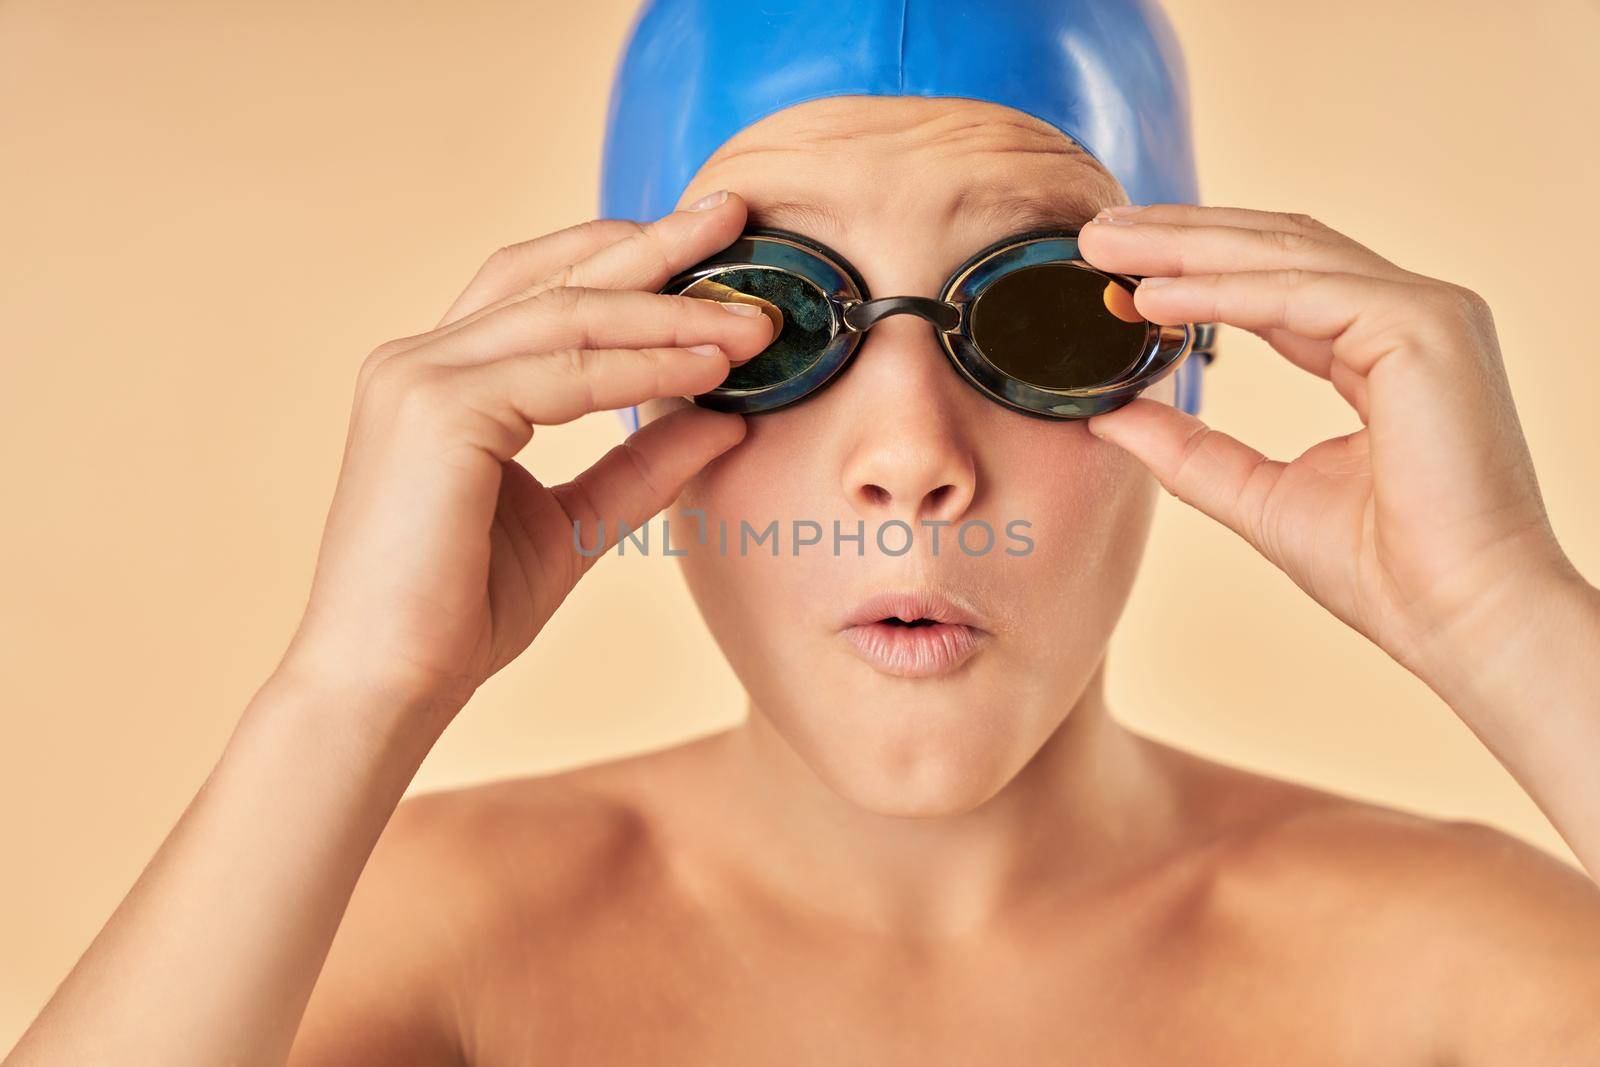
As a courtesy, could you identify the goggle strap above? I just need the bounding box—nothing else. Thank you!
[1190,321,1219,365]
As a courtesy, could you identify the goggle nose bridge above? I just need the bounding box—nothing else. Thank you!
[841,295,963,334]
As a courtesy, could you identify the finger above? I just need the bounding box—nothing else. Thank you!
[1087,397,1285,556]
[1090,203,1349,238]
[552,403,747,573]
[443,344,739,457]
[402,286,774,369]
[452,192,745,332]
[1129,269,1443,379]
[1079,218,1412,284]
[535,188,749,296]
[436,219,646,328]
[414,193,746,356]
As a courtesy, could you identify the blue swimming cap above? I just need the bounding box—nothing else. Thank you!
[600,0,1206,432]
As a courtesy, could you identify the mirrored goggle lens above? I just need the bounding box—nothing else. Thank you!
[969,263,1149,389]
[680,267,835,390]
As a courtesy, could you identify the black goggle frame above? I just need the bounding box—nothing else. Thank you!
[660,226,1217,420]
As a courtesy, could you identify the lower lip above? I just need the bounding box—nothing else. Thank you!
[841,621,986,678]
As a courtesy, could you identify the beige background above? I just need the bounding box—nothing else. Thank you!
[3,0,1598,1046]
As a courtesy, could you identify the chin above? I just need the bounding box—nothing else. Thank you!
[768,681,1051,819]
[806,744,1022,820]
[832,776,1007,820]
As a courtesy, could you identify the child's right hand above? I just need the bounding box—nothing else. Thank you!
[280,190,770,721]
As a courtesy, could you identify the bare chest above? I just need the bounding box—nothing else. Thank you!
[461,907,1425,1066]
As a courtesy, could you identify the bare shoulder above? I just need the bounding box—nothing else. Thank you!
[290,737,708,1066]
[367,735,710,939]
[1167,747,1600,1063]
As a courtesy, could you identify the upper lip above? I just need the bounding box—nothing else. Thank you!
[841,589,984,631]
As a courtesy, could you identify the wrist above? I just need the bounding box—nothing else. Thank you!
[258,641,474,763]
[1412,559,1600,735]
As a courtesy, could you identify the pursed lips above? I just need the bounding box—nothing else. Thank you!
[839,589,988,678]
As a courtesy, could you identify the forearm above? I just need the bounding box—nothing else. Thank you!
[5,664,455,1067]
[1414,564,1600,880]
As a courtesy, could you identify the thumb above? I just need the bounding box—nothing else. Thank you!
[1086,398,1284,553]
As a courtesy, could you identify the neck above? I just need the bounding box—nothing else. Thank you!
[702,655,1185,938]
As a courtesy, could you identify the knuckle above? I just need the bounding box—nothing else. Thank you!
[628,225,678,280]
[533,261,580,295]
[547,347,600,410]
[526,221,649,296]
[549,345,589,382]
[1166,421,1213,493]
[1435,283,1496,339]
[531,283,587,318]
[556,474,604,534]
[464,244,531,297]
[362,356,441,417]
[391,367,455,423]
[1375,281,1481,356]
[1447,282,1492,318]
[357,357,403,407]
[357,343,414,396]
[1281,211,1324,232]
[1419,280,1478,320]
[1264,227,1321,257]
[577,217,644,245]
[670,291,718,322]
[360,341,404,380]
[1236,454,1278,548]
[618,438,666,501]
[364,331,426,366]
[482,243,521,277]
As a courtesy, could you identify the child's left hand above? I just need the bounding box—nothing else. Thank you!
[1076,203,1584,687]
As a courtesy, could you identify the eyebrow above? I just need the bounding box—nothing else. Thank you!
[964,190,1107,233]
[745,199,848,235]
[746,191,1106,240]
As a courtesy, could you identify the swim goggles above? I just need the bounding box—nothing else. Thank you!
[659,227,1217,420]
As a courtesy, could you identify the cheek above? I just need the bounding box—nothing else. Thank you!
[987,414,1143,536]
[986,420,1158,640]
[677,416,804,517]
[671,417,837,662]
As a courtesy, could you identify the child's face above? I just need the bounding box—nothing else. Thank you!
[640,96,1174,817]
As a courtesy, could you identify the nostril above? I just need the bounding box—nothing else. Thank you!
[859,484,891,508]
[925,484,956,513]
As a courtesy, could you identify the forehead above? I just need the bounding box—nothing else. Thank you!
[688,96,1126,242]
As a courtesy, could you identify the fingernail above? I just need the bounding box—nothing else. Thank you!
[687,343,723,356]
[1105,203,1144,216]
[717,301,763,316]
[686,189,729,211]
[1139,276,1177,288]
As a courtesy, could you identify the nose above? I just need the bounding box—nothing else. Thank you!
[837,317,979,527]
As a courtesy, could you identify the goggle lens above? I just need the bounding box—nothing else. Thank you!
[968,262,1149,390]
[683,268,833,390]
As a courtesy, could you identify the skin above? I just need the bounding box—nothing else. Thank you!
[8,96,1600,1066]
